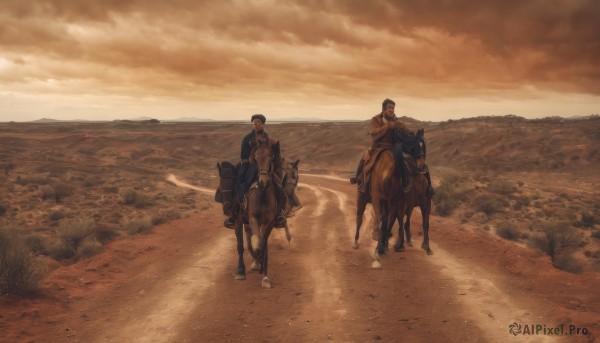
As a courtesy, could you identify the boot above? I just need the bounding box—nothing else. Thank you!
[224,200,239,229]
[358,171,368,195]
[350,159,365,184]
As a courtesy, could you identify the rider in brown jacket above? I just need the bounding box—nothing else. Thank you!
[351,98,418,194]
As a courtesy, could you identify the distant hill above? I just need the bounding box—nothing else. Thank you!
[167,117,216,122]
[31,118,60,123]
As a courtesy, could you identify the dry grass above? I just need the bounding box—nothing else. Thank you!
[528,221,581,263]
[496,221,521,241]
[77,237,104,259]
[0,226,45,295]
[126,216,154,235]
[119,187,154,208]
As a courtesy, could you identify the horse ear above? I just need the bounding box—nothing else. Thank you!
[217,162,221,173]
[273,141,280,153]
[294,159,300,168]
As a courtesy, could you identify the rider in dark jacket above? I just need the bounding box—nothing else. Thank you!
[224,114,287,229]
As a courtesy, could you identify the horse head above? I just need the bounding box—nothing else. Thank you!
[284,159,300,187]
[252,140,276,188]
[411,129,427,170]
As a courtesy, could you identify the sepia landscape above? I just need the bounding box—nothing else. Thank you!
[0,115,598,342]
[2,0,600,342]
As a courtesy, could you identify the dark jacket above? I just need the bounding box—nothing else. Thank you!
[241,129,270,160]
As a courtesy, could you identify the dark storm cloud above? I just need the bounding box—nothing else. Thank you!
[0,0,598,100]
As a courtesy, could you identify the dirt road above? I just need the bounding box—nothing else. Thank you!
[2,174,598,342]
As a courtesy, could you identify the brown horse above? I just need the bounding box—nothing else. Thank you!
[369,149,404,269]
[353,129,433,256]
[234,141,279,288]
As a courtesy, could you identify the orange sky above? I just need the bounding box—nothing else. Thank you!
[1,0,599,121]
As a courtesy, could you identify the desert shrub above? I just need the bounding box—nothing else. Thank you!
[48,240,75,260]
[119,187,137,204]
[0,204,6,216]
[49,210,65,221]
[433,173,473,217]
[433,182,459,216]
[126,216,154,235]
[58,218,95,253]
[52,181,72,202]
[24,233,49,255]
[93,225,119,244]
[16,174,48,186]
[496,221,520,241]
[134,193,154,208]
[76,237,104,259]
[152,209,182,225]
[559,192,571,200]
[40,185,56,201]
[488,179,517,195]
[475,195,505,216]
[528,221,580,262]
[554,254,584,274]
[119,187,154,208]
[591,230,600,240]
[442,171,463,185]
[513,196,530,210]
[39,181,72,203]
[0,226,45,295]
[578,212,595,228]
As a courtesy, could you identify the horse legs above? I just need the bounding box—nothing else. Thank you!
[353,192,368,249]
[260,228,273,288]
[394,212,406,252]
[234,221,246,280]
[405,207,413,247]
[421,204,433,255]
[376,200,391,256]
[283,221,292,246]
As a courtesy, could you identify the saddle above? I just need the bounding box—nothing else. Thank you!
[215,161,236,215]
[240,182,287,229]
[362,148,412,194]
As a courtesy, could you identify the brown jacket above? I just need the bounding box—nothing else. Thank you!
[369,113,410,149]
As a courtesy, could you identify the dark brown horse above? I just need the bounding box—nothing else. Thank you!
[234,141,279,288]
[368,149,403,268]
[278,158,301,243]
[394,129,433,255]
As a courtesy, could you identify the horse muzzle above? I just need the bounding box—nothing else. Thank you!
[258,175,269,188]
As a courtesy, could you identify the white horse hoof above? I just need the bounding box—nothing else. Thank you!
[371,260,382,269]
[261,277,272,288]
[250,261,260,272]
[352,241,359,249]
[235,274,246,280]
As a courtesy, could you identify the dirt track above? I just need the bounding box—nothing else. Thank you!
[2,174,599,343]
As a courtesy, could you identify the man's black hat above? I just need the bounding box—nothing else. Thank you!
[251,114,266,123]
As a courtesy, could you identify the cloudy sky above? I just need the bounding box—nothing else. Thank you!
[1,0,599,121]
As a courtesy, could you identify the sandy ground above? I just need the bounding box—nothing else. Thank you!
[2,172,598,343]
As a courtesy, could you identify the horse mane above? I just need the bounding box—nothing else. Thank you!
[395,128,424,147]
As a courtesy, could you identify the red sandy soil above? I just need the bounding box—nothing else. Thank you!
[1,173,598,343]
[0,118,598,342]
